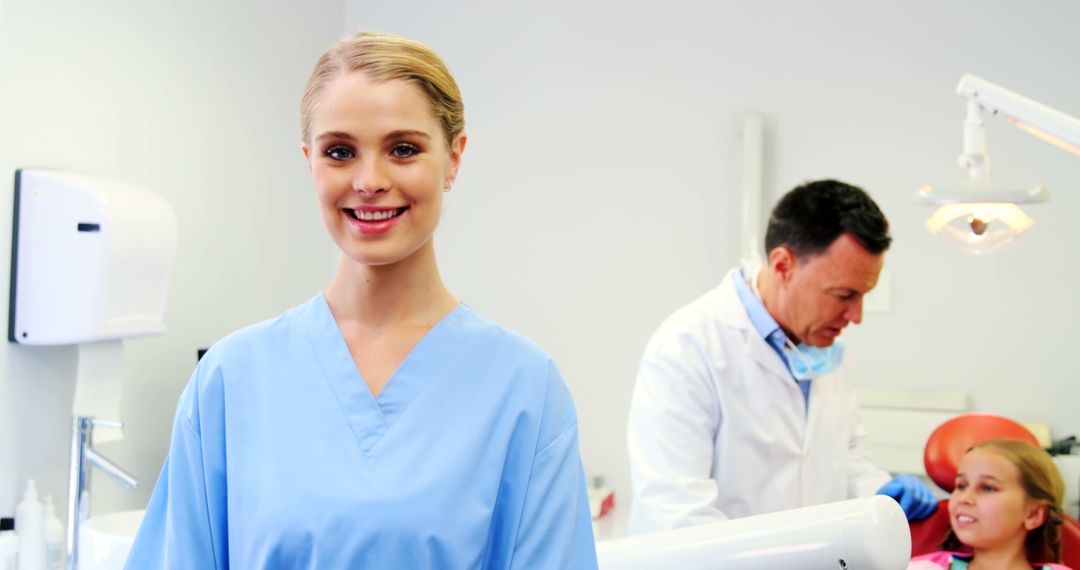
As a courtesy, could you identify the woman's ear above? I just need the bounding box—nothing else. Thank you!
[301,142,313,170]
[1023,502,1049,531]
[445,132,467,188]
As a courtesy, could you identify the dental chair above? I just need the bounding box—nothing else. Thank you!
[910,413,1080,567]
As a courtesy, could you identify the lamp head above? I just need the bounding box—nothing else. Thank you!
[914,72,1079,254]
[917,181,1046,255]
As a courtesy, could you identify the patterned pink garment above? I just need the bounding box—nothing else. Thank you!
[908,551,1074,570]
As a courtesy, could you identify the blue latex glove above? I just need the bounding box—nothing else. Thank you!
[876,474,939,521]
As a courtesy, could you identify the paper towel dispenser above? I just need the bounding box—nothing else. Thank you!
[8,169,178,345]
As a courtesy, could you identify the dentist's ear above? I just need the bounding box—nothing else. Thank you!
[768,246,797,283]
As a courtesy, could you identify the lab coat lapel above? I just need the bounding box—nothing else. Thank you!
[715,270,793,385]
[746,332,794,385]
[802,364,841,448]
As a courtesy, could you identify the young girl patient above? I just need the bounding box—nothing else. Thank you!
[910,439,1072,570]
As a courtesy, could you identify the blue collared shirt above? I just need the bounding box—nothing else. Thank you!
[731,267,812,406]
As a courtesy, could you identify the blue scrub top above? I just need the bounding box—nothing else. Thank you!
[127,293,598,569]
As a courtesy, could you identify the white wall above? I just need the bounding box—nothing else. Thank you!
[3,0,1077,531]
[345,0,1080,516]
[0,0,342,516]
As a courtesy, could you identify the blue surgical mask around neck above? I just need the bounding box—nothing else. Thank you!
[782,339,844,381]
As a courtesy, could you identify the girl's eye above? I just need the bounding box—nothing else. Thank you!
[979,484,998,493]
[325,146,355,161]
[390,143,420,158]
[955,482,967,491]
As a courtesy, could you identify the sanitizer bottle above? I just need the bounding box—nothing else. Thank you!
[41,497,63,570]
[15,480,45,570]
[0,518,18,570]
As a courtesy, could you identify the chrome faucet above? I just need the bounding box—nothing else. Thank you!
[66,416,139,570]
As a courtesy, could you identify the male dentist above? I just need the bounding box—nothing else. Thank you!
[627,179,936,534]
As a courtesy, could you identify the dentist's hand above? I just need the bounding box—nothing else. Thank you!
[877,474,939,521]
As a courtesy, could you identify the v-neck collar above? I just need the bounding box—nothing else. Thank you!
[300,293,470,457]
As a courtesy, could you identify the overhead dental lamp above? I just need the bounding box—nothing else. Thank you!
[917,74,1080,254]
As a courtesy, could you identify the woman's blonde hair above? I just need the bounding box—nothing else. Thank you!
[942,439,1066,562]
[300,31,464,148]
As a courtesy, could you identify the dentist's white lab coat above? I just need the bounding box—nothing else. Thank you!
[627,268,890,535]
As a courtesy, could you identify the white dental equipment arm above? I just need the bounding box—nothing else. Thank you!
[956,74,1080,175]
[597,496,910,570]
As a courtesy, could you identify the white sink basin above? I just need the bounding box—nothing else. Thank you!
[78,509,145,570]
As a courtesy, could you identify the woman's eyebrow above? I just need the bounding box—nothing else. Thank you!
[315,131,357,143]
[957,472,1002,483]
[386,129,431,140]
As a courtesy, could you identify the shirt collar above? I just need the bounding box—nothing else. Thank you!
[732,265,788,352]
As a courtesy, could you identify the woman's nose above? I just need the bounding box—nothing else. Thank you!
[352,157,389,194]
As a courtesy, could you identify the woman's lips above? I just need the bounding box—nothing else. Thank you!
[954,514,977,526]
[344,206,408,235]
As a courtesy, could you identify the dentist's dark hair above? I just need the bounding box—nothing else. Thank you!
[764,179,891,258]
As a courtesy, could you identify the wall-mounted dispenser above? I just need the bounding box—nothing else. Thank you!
[7,169,178,570]
[8,169,178,345]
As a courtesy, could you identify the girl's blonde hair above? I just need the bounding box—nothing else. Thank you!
[943,439,1066,562]
[300,31,464,148]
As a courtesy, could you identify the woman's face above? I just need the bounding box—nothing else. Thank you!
[303,72,464,268]
[948,449,1046,551]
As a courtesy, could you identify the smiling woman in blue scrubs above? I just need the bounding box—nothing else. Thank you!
[126,31,597,569]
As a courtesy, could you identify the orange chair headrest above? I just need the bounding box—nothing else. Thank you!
[924,413,1039,492]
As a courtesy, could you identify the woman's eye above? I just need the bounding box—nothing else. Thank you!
[979,484,997,493]
[325,146,355,161]
[390,143,420,158]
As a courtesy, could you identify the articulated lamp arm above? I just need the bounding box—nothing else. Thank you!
[916,74,1079,254]
[957,74,1080,160]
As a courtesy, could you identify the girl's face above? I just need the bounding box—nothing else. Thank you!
[948,449,1047,551]
[302,72,465,268]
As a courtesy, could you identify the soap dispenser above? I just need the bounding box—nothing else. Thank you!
[40,497,63,570]
[0,517,17,570]
[15,480,44,570]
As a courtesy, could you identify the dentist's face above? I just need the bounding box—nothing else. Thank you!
[302,72,465,268]
[773,233,882,347]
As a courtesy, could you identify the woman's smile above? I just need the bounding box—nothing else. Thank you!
[344,206,410,234]
[304,71,463,266]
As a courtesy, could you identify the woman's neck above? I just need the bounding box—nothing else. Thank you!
[324,240,457,329]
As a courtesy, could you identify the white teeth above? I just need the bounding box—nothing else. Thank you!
[353,209,399,221]
[958,515,975,523]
